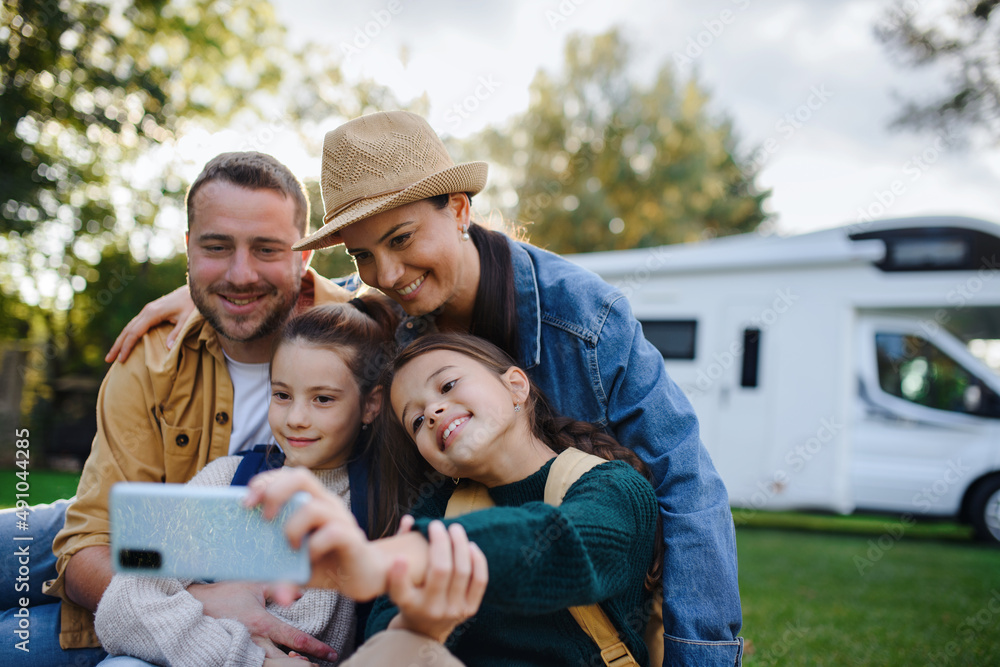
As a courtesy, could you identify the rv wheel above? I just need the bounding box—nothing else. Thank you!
[969,477,1000,545]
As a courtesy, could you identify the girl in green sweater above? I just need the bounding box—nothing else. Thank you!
[249,333,661,666]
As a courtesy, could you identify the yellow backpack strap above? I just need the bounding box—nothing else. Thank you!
[568,606,640,667]
[546,449,640,667]
[644,588,665,667]
[444,479,495,517]
[544,447,605,505]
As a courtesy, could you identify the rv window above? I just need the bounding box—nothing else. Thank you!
[641,320,697,360]
[891,238,968,267]
[875,333,1000,418]
[741,328,761,388]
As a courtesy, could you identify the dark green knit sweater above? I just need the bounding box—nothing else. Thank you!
[366,458,658,667]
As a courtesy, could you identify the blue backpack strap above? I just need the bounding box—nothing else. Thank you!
[347,456,370,536]
[230,444,285,486]
[347,452,374,648]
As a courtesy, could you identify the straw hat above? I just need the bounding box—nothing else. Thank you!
[293,111,488,250]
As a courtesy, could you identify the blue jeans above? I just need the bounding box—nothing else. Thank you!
[0,499,107,666]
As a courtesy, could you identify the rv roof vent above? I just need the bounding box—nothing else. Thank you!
[849,227,1000,272]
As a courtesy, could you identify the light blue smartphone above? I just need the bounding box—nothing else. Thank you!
[109,482,310,584]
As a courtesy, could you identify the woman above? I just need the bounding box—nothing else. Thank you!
[247,333,660,666]
[110,111,743,665]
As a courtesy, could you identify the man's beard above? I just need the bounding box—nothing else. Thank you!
[190,280,300,344]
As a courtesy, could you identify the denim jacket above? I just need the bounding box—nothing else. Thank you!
[399,239,744,666]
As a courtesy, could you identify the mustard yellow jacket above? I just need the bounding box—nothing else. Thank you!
[44,268,351,648]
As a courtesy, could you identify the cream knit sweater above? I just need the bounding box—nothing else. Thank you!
[95,457,355,666]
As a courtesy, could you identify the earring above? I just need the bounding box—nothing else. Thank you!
[452,477,460,485]
[361,423,369,431]
[513,403,521,413]
[461,224,470,241]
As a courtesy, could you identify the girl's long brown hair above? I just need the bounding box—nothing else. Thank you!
[374,332,663,591]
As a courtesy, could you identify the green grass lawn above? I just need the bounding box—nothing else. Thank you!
[0,468,81,508]
[5,469,999,665]
[737,523,1000,666]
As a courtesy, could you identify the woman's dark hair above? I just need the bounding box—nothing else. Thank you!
[272,291,401,537]
[375,332,663,591]
[427,194,521,362]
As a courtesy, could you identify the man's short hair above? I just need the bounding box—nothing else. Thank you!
[186,152,310,235]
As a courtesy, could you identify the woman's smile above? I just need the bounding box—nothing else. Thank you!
[396,272,427,298]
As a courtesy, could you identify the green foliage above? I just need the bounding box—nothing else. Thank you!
[0,0,403,457]
[0,289,32,340]
[0,0,295,308]
[67,247,188,374]
[11,249,188,465]
[876,0,1000,143]
[467,29,769,253]
[0,0,399,310]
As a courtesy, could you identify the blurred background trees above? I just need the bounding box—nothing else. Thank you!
[0,0,398,463]
[0,5,768,464]
[3,0,284,310]
[468,29,768,253]
[876,0,1000,143]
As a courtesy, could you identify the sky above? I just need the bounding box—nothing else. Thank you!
[251,0,1000,237]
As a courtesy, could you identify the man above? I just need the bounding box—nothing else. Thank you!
[16,152,350,664]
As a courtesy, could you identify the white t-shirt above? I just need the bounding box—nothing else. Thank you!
[223,351,277,455]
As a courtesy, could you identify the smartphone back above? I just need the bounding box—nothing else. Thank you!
[110,482,310,584]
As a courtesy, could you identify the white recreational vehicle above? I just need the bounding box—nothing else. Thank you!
[570,215,1000,542]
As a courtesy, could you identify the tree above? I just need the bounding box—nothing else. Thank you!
[0,0,298,309]
[30,249,190,465]
[1,0,404,459]
[0,1,402,307]
[463,29,769,253]
[876,0,1000,143]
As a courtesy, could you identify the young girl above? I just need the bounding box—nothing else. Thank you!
[95,296,400,666]
[248,332,662,667]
